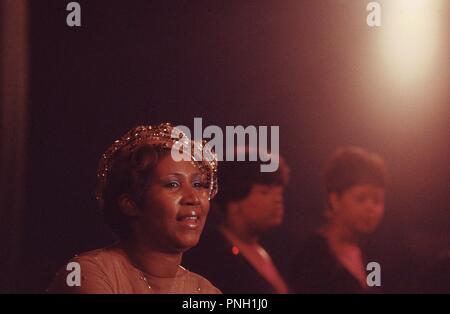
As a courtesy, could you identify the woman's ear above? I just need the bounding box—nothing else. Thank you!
[118,194,139,217]
[226,201,241,217]
[328,192,341,212]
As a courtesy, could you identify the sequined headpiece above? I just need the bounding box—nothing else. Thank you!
[96,123,218,202]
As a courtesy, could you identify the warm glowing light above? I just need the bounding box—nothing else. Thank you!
[379,0,444,86]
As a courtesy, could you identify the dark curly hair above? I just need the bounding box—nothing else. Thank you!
[215,149,290,211]
[100,144,171,239]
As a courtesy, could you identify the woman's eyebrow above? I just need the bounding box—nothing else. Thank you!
[164,172,201,179]
[163,172,184,178]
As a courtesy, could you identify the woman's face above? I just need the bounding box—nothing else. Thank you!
[330,184,385,235]
[237,184,285,233]
[135,154,210,253]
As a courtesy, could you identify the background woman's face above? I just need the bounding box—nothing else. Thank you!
[331,184,385,235]
[136,155,210,252]
[237,184,285,232]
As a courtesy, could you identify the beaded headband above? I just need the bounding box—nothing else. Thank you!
[96,123,218,202]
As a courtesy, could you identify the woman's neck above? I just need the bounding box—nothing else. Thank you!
[221,218,259,245]
[320,221,368,288]
[320,220,359,248]
[122,238,182,278]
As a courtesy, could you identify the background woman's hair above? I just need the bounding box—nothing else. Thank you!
[322,146,388,196]
[215,150,290,211]
[100,144,171,239]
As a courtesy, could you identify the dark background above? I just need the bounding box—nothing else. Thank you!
[5,0,449,292]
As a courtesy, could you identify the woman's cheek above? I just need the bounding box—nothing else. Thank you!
[376,206,385,220]
[202,198,210,213]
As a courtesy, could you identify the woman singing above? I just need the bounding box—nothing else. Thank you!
[49,123,220,293]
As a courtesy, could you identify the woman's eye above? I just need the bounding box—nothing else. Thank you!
[192,181,206,189]
[373,195,384,205]
[165,181,180,189]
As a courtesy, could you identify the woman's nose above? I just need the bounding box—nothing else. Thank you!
[366,200,380,213]
[273,189,284,203]
[180,186,201,205]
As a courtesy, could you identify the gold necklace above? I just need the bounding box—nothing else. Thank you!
[137,265,188,291]
[139,272,152,290]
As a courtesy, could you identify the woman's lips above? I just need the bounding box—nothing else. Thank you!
[176,210,201,230]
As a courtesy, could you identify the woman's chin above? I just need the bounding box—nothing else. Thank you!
[357,223,378,235]
[172,235,201,252]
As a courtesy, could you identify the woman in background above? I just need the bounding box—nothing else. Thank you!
[184,147,290,293]
[291,146,387,293]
